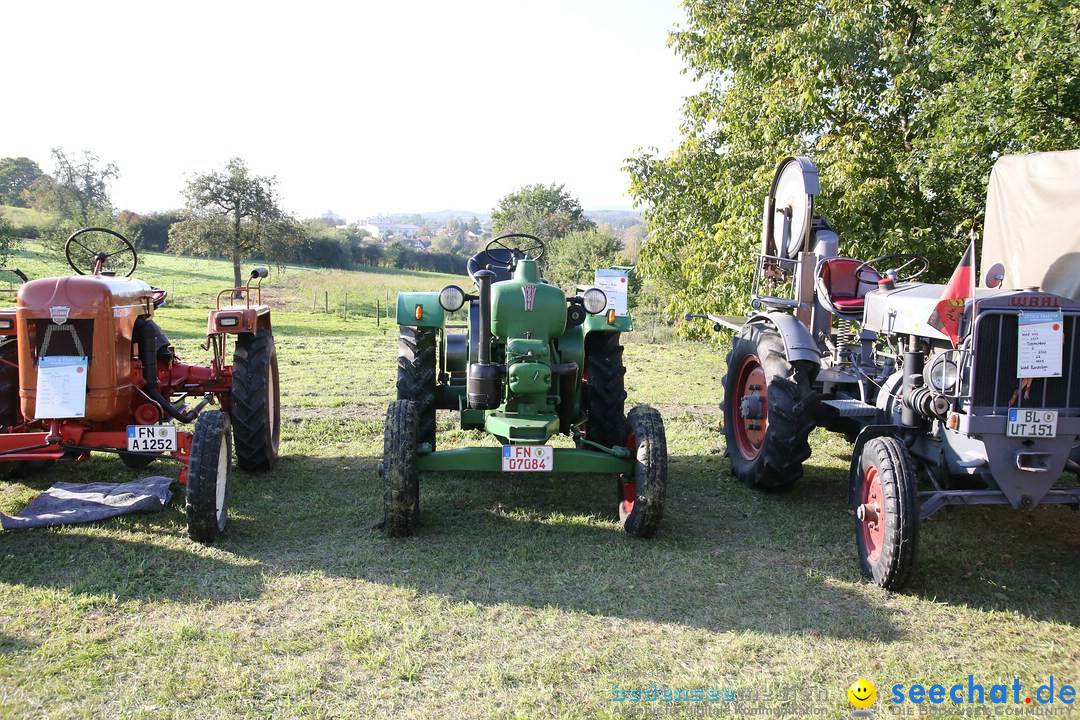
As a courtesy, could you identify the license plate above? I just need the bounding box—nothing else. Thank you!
[501,444,553,472]
[1007,408,1058,438]
[127,424,177,452]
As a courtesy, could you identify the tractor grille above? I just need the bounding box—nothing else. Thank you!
[31,319,94,360]
[971,311,1080,411]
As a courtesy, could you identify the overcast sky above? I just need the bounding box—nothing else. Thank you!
[2,0,694,221]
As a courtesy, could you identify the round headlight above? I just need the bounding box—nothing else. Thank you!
[438,285,466,312]
[582,287,608,315]
[928,354,958,394]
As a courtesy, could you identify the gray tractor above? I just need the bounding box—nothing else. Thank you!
[690,150,1080,588]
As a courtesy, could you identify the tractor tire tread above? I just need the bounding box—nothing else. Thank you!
[620,404,667,538]
[585,331,627,448]
[397,327,437,449]
[231,328,280,471]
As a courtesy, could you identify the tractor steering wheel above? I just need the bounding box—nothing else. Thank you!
[65,227,138,277]
[484,233,545,264]
[854,253,928,285]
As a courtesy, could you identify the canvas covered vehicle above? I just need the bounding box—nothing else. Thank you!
[691,150,1080,588]
[0,227,281,541]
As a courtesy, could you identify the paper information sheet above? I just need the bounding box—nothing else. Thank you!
[35,355,88,419]
[1017,311,1063,378]
[594,269,629,316]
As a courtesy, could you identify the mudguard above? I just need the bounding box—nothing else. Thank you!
[747,311,822,364]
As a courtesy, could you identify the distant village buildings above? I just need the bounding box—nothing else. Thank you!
[360,216,421,240]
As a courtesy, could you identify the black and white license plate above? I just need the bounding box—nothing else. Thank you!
[127,424,178,452]
[1007,408,1058,438]
[501,444,553,472]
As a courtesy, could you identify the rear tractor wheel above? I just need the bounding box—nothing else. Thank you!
[383,399,419,537]
[722,324,816,491]
[397,326,437,450]
[852,436,919,589]
[186,410,233,543]
[584,331,626,448]
[231,328,281,471]
[618,405,667,538]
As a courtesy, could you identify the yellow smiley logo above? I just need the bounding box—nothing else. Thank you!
[848,679,876,708]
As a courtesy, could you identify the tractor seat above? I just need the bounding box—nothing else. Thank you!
[816,257,880,316]
[467,248,514,284]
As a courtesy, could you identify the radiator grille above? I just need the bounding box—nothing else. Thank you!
[971,312,1080,411]
[31,319,94,360]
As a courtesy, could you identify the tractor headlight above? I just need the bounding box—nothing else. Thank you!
[928,354,959,395]
[582,287,608,315]
[438,285,466,312]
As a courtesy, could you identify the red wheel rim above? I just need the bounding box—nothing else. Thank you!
[621,430,637,515]
[860,465,885,563]
[732,354,767,460]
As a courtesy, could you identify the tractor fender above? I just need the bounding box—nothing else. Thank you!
[207,306,271,335]
[746,312,822,365]
[396,292,445,328]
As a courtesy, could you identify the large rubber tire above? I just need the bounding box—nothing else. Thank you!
[231,328,281,471]
[397,327,437,450]
[383,399,419,537]
[618,405,668,538]
[584,331,627,448]
[852,436,919,589]
[0,340,20,428]
[722,324,816,491]
[186,410,232,543]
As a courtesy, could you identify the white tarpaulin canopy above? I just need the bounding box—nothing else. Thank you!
[981,149,1080,298]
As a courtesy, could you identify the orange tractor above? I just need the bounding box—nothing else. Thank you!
[0,227,281,541]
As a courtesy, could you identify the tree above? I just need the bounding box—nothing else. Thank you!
[169,158,300,288]
[0,215,14,264]
[47,148,119,221]
[545,229,623,290]
[626,0,1080,326]
[0,157,44,207]
[491,183,594,241]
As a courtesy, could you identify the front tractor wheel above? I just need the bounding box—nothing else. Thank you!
[231,328,281,471]
[722,325,816,491]
[585,331,627,449]
[383,399,419,537]
[618,405,668,538]
[397,326,437,450]
[186,410,233,543]
[852,436,919,589]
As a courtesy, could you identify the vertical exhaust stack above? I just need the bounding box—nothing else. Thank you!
[468,269,501,409]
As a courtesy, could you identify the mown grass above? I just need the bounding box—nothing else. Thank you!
[0,244,1077,719]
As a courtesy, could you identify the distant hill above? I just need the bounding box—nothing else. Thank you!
[585,209,641,229]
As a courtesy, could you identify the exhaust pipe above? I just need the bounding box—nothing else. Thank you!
[467,270,501,409]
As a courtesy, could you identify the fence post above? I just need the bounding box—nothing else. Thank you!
[344,293,348,320]
[324,291,329,313]
[376,299,380,327]
[313,291,317,312]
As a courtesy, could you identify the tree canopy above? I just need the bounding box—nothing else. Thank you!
[169,158,300,288]
[0,157,44,207]
[491,183,594,241]
[627,0,1080,324]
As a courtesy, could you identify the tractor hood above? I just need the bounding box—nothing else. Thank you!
[490,258,567,340]
[981,149,1080,300]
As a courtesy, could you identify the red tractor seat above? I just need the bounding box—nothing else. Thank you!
[817,258,880,315]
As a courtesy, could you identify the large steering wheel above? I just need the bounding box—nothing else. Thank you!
[484,233,545,264]
[65,227,138,277]
[854,253,929,285]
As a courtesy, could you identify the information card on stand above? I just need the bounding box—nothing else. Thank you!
[1017,311,1063,378]
[35,355,88,419]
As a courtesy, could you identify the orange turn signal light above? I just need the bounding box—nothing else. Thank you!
[607,309,616,324]
[415,304,424,321]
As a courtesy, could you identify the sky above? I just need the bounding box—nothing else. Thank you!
[2,0,695,222]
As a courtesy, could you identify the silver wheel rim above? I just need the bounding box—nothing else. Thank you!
[215,437,228,527]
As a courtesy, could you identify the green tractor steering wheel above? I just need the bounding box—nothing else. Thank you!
[485,233,546,264]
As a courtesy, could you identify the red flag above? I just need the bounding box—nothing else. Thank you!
[927,240,976,347]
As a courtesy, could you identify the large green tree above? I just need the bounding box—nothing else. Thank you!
[46,148,119,221]
[169,158,300,288]
[627,0,1080,325]
[491,183,594,241]
[0,157,45,207]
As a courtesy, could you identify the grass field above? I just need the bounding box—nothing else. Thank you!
[0,246,1077,719]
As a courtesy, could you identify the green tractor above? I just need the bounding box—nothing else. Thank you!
[381,233,667,538]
